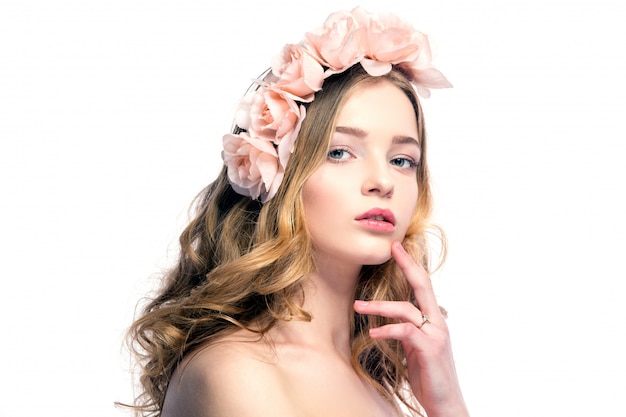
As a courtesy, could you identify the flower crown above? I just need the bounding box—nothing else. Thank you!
[221,7,452,202]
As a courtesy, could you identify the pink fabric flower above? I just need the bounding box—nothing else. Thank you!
[271,44,325,102]
[397,65,453,98]
[228,85,306,201]
[303,9,364,71]
[236,87,303,144]
[359,11,426,76]
[393,34,453,97]
[222,132,284,202]
[276,104,305,169]
[362,10,424,63]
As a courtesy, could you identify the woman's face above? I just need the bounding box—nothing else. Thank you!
[302,81,420,269]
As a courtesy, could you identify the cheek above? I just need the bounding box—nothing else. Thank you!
[401,177,419,203]
[302,168,341,204]
[399,181,419,227]
[303,183,334,219]
[302,178,326,224]
[302,171,349,234]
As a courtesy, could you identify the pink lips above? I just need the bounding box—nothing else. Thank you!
[355,208,396,232]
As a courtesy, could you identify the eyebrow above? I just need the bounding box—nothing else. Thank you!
[335,125,368,138]
[335,125,420,147]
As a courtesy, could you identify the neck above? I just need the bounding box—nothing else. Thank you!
[270,261,362,362]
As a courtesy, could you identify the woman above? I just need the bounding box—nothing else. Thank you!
[126,7,468,417]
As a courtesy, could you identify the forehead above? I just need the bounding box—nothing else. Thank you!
[335,81,419,135]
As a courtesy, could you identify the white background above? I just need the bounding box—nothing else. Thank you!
[1,0,625,416]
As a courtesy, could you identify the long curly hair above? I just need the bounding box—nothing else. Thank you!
[124,65,445,416]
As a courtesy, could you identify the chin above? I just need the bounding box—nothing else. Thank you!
[351,238,397,266]
[361,251,393,266]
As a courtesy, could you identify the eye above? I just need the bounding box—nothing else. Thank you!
[390,157,418,169]
[327,147,352,162]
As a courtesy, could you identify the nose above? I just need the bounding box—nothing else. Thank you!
[361,161,394,198]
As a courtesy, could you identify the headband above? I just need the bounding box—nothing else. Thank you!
[221,7,451,202]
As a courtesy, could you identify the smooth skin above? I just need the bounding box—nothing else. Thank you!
[161,82,468,417]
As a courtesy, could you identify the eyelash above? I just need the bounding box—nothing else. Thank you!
[327,148,419,169]
[391,157,419,169]
[327,147,351,161]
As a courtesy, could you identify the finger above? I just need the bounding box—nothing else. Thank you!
[353,300,425,328]
[368,321,427,345]
[391,241,441,319]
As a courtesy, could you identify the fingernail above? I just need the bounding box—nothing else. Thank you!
[369,328,380,336]
[354,300,369,307]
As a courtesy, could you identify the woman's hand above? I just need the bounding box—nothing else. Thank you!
[353,241,469,417]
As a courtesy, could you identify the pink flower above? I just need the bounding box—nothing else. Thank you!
[359,11,426,76]
[362,10,423,62]
[393,35,453,97]
[271,44,325,102]
[276,104,305,169]
[396,65,453,98]
[236,86,303,144]
[303,9,364,71]
[222,132,284,202]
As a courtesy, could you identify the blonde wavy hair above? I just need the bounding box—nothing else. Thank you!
[124,65,445,416]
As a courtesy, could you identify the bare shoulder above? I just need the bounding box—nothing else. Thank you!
[161,330,292,417]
